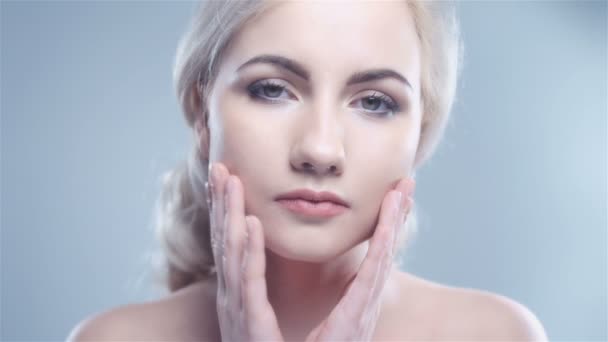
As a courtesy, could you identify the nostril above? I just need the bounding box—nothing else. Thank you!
[302,162,314,170]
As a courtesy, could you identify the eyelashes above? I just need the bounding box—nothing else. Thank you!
[247,80,293,101]
[362,92,400,114]
[246,79,402,117]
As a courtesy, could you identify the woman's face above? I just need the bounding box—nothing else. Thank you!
[203,1,421,262]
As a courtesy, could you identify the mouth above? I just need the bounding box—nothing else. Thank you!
[274,189,350,219]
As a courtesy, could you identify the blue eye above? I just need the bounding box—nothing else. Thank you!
[247,81,401,117]
[247,80,292,103]
[355,91,400,117]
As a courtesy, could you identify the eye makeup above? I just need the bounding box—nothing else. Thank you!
[244,78,406,118]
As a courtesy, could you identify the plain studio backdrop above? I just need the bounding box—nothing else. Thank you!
[1,1,606,341]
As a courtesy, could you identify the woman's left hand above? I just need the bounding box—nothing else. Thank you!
[305,178,415,342]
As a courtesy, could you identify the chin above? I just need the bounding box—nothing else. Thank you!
[263,222,362,263]
[267,243,338,263]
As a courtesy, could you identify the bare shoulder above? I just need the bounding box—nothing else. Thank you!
[394,272,548,341]
[437,283,548,341]
[67,280,219,341]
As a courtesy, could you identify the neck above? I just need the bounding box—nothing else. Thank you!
[264,241,369,339]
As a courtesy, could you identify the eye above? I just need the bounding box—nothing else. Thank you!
[353,91,401,117]
[247,79,293,103]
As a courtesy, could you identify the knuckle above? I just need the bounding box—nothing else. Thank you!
[211,230,221,245]
[217,293,228,308]
[259,310,276,327]
[370,241,385,259]
[225,234,236,250]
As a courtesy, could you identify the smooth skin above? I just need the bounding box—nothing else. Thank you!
[208,162,413,341]
[198,4,425,338]
[67,1,548,341]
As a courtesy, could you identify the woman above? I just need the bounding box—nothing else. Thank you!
[69,1,548,341]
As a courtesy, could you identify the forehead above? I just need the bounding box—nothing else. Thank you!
[222,1,420,86]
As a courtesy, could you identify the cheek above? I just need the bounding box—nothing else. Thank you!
[207,90,418,258]
[348,122,414,181]
[210,103,289,215]
[345,127,414,230]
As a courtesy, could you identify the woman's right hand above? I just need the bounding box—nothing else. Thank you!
[208,162,285,342]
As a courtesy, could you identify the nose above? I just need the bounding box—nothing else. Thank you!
[289,104,345,177]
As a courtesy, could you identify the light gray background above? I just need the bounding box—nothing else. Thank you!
[1,1,606,341]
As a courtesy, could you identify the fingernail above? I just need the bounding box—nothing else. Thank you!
[394,191,403,222]
[205,181,212,208]
[408,179,416,197]
[398,192,406,212]
[244,219,250,241]
[224,177,233,209]
[400,179,415,211]
[387,193,400,251]
[208,162,216,188]
[242,221,251,273]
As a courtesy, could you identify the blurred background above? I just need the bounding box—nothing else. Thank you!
[1,1,606,341]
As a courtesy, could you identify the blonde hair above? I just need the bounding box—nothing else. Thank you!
[155,0,463,292]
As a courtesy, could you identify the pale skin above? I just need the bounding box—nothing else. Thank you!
[208,162,414,341]
[68,1,548,341]
[201,2,422,340]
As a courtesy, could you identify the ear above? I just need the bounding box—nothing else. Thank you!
[194,115,210,162]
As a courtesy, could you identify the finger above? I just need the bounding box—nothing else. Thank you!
[390,178,415,253]
[209,162,229,293]
[243,216,270,317]
[394,196,413,254]
[368,183,414,307]
[393,178,415,215]
[243,216,283,340]
[224,175,248,305]
[373,178,413,289]
[329,190,402,327]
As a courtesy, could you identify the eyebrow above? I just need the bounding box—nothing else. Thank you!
[236,54,413,90]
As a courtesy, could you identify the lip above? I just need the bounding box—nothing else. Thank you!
[274,189,350,218]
